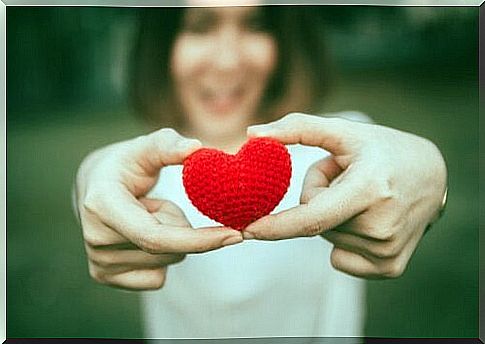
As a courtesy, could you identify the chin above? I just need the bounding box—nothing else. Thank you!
[197,110,252,136]
[201,122,244,140]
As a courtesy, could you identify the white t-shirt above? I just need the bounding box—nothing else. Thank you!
[142,143,366,339]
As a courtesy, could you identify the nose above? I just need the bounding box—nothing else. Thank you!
[211,27,243,72]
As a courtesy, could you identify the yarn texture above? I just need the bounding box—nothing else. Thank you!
[182,137,292,230]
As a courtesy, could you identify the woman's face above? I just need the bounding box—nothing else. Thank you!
[170,7,277,141]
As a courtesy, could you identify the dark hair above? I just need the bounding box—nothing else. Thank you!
[130,6,331,129]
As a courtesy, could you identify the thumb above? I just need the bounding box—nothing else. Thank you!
[247,113,365,156]
[127,128,202,175]
[138,197,192,227]
[243,164,371,240]
[300,155,343,204]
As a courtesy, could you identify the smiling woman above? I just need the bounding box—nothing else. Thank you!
[130,7,330,151]
[171,7,278,142]
[72,4,450,341]
[79,6,367,339]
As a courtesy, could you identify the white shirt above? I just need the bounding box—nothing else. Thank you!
[142,143,366,339]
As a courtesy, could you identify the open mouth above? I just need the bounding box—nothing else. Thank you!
[200,84,245,115]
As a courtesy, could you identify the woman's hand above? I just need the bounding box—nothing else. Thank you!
[243,113,447,279]
[75,128,243,290]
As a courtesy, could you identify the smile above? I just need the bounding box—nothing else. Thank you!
[200,85,245,115]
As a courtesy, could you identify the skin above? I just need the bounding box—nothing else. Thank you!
[78,7,276,290]
[76,7,447,290]
[172,6,277,153]
[244,113,447,279]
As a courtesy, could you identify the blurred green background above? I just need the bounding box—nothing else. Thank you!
[7,6,478,339]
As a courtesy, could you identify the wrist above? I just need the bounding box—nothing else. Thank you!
[72,179,81,226]
[425,143,448,233]
[424,186,448,234]
[432,186,448,223]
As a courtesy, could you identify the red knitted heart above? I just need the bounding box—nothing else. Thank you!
[182,137,292,230]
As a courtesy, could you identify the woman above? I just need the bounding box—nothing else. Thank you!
[74,6,447,339]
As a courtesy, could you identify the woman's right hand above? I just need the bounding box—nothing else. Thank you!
[74,128,243,291]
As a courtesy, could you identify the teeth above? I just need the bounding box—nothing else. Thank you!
[202,85,241,99]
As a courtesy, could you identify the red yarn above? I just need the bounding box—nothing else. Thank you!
[182,137,292,230]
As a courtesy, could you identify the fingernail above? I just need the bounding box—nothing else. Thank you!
[177,139,202,151]
[247,124,273,137]
[222,235,243,247]
[242,231,255,240]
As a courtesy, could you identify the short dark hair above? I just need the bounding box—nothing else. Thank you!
[129,6,331,129]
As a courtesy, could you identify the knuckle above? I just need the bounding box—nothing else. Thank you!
[88,264,105,283]
[303,221,323,237]
[300,210,324,237]
[138,235,165,254]
[383,240,401,258]
[300,193,310,204]
[192,241,215,253]
[159,127,177,135]
[373,242,399,259]
[371,177,394,203]
[146,127,175,139]
[326,116,344,126]
[372,247,390,259]
[382,260,406,279]
[173,254,186,263]
[155,128,188,155]
[259,216,280,240]
[244,216,278,241]
[372,227,395,241]
[131,134,149,146]
[82,191,104,216]
[329,248,344,271]
[154,270,167,289]
[282,112,305,125]
[83,229,105,248]
[163,254,185,265]
[146,269,167,290]
[158,128,180,142]
[91,251,116,268]
[370,246,387,259]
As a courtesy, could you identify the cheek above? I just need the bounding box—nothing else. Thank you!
[171,36,209,81]
[243,36,277,79]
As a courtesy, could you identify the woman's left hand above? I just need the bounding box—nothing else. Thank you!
[243,113,447,279]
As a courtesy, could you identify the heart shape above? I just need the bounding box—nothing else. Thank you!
[182,137,292,230]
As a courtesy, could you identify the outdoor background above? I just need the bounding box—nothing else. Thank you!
[7,6,479,339]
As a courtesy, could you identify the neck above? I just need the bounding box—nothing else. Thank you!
[184,128,248,154]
